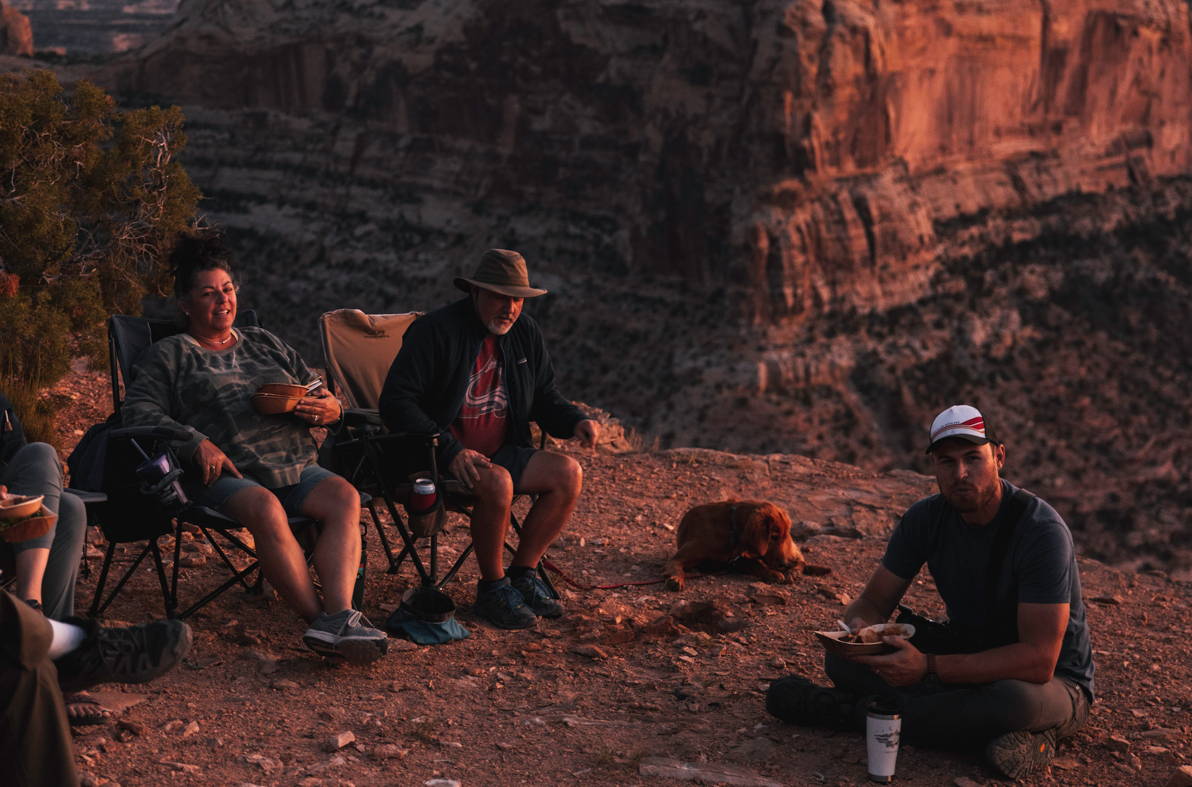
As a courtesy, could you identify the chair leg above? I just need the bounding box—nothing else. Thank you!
[148,540,177,619]
[434,543,474,590]
[376,494,432,585]
[87,541,118,617]
[365,498,400,574]
[200,527,262,594]
[89,541,155,618]
[352,523,366,609]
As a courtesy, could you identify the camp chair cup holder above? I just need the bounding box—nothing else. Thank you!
[406,477,447,539]
[134,450,188,514]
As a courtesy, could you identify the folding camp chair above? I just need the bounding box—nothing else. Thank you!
[86,312,364,619]
[318,308,557,595]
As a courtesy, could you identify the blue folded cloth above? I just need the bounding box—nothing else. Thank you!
[384,606,469,645]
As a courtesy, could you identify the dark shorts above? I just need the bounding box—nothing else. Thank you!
[185,464,336,517]
[490,444,537,491]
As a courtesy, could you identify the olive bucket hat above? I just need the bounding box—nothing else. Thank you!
[453,249,548,298]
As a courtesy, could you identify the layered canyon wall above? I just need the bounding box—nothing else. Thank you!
[92,0,1192,575]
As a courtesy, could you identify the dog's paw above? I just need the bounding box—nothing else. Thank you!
[665,576,684,591]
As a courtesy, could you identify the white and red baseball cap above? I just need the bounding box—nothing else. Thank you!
[926,405,996,452]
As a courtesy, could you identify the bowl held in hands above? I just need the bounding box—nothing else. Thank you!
[0,494,44,520]
[251,392,301,415]
[814,623,916,656]
[257,382,309,398]
[0,505,56,543]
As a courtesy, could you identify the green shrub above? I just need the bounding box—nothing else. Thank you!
[0,70,199,419]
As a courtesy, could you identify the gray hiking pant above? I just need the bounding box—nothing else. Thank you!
[825,653,1089,748]
[2,442,86,619]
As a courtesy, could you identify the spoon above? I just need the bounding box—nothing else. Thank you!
[837,618,853,634]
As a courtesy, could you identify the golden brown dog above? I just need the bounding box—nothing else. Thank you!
[664,500,806,591]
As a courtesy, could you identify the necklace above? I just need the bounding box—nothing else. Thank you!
[195,331,235,347]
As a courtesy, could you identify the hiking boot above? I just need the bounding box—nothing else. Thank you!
[54,617,193,693]
[985,727,1058,780]
[765,675,860,730]
[474,577,536,630]
[510,570,563,618]
[302,609,389,664]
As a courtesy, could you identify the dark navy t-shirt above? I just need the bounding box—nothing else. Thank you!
[882,480,1094,700]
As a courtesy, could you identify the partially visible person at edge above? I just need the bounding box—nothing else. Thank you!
[1,588,192,787]
[1,391,101,724]
[379,248,599,630]
[121,233,387,663]
[767,405,1093,781]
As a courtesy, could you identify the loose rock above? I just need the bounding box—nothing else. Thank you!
[324,731,356,752]
[638,757,782,786]
[1167,764,1192,787]
[570,644,609,660]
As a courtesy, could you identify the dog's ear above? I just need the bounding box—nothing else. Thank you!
[743,509,771,556]
[766,514,787,543]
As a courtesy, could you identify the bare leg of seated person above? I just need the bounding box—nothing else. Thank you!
[469,463,535,629]
[221,482,386,664]
[511,450,583,569]
[12,548,49,609]
[470,452,581,628]
[222,486,323,621]
[300,475,362,616]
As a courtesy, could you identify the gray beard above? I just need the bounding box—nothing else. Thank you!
[486,319,514,335]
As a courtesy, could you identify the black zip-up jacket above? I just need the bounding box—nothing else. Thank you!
[378,298,584,470]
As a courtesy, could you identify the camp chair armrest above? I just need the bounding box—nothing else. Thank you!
[342,407,385,429]
[340,410,438,445]
[109,425,192,443]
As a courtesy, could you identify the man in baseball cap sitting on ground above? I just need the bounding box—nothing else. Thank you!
[766,404,1094,780]
[379,249,599,629]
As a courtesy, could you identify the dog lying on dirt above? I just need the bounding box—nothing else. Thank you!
[664,500,807,591]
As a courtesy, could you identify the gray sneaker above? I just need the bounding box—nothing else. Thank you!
[985,727,1058,780]
[510,570,563,618]
[302,609,388,664]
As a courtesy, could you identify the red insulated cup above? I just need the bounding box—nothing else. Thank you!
[410,478,437,512]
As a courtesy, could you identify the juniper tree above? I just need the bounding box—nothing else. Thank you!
[0,69,199,434]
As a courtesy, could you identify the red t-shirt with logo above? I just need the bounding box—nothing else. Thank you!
[450,335,508,457]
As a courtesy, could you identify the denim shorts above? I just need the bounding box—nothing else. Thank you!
[186,464,336,517]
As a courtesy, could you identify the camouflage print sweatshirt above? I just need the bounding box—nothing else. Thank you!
[122,326,320,488]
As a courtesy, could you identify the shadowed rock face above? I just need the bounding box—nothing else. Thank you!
[96,0,1192,575]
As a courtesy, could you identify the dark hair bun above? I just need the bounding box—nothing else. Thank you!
[171,233,235,298]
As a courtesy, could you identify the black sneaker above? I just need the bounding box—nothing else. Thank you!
[510,570,563,618]
[54,617,193,693]
[474,577,536,629]
[765,675,860,730]
[302,609,389,664]
[985,728,1058,780]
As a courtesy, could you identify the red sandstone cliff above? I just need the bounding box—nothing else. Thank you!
[116,0,1191,313]
[0,0,32,56]
[89,0,1192,577]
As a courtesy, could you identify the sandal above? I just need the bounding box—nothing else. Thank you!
[63,692,112,726]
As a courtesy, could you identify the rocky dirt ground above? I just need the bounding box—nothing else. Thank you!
[39,362,1192,787]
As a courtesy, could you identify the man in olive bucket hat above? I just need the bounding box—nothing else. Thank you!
[380,249,599,629]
